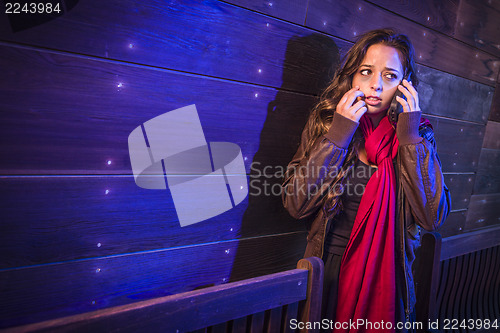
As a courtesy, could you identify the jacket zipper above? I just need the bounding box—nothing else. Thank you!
[398,157,411,322]
[402,214,410,320]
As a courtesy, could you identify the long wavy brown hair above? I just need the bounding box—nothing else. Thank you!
[304,28,419,220]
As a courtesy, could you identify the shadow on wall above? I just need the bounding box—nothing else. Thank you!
[230,33,341,281]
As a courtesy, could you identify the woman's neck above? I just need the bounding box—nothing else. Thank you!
[366,112,386,129]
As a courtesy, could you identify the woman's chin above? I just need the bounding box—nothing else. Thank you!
[365,106,388,116]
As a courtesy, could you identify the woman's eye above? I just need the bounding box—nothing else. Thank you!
[360,69,371,76]
[385,73,398,80]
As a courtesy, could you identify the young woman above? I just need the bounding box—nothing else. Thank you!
[282,29,451,332]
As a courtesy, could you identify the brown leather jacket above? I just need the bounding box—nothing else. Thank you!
[282,111,451,321]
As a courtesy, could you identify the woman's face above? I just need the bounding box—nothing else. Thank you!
[352,44,404,116]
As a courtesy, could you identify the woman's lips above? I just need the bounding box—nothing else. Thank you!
[365,96,381,106]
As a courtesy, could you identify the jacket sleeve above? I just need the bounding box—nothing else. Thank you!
[282,113,359,219]
[396,111,451,231]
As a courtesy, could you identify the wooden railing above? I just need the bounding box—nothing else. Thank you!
[3,257,324,333]
[436,226,500,333]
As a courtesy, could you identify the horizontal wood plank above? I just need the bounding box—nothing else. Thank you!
[223,0,308,24]
[426,115,485,173]
[441,225,500,260]
[438,210,466,238]
[0,231,307,329]
[465,193,500,230]
[365,0,459,37]
[482,121,500,149]
[0,0,346,94]
[0,175,237,267]
[417,65,493,124]
[0,175,306,269]
[443,173,475,211]
[473,148,500,195]
[305,0,499,86]
[229,231,309,282]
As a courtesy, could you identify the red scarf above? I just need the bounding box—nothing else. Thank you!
[334,115,399,332]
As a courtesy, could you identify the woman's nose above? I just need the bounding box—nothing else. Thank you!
[371,75,383,91]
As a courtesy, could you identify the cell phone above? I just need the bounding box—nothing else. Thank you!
[387,72,412,124]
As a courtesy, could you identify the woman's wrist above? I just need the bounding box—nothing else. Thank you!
[324,112,359,149]
[397,111,422,145]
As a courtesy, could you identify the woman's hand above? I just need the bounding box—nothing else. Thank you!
[336,86,367,122]
[396,79,420,112]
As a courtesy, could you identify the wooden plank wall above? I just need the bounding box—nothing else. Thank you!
[0,0,499,328]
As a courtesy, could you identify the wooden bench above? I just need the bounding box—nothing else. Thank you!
[434,226,500,333]
[4,232,447,333]
[413,229,500,333]
[5,257,324,333]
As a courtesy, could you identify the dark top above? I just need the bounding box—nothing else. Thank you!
[324,159,377,256]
